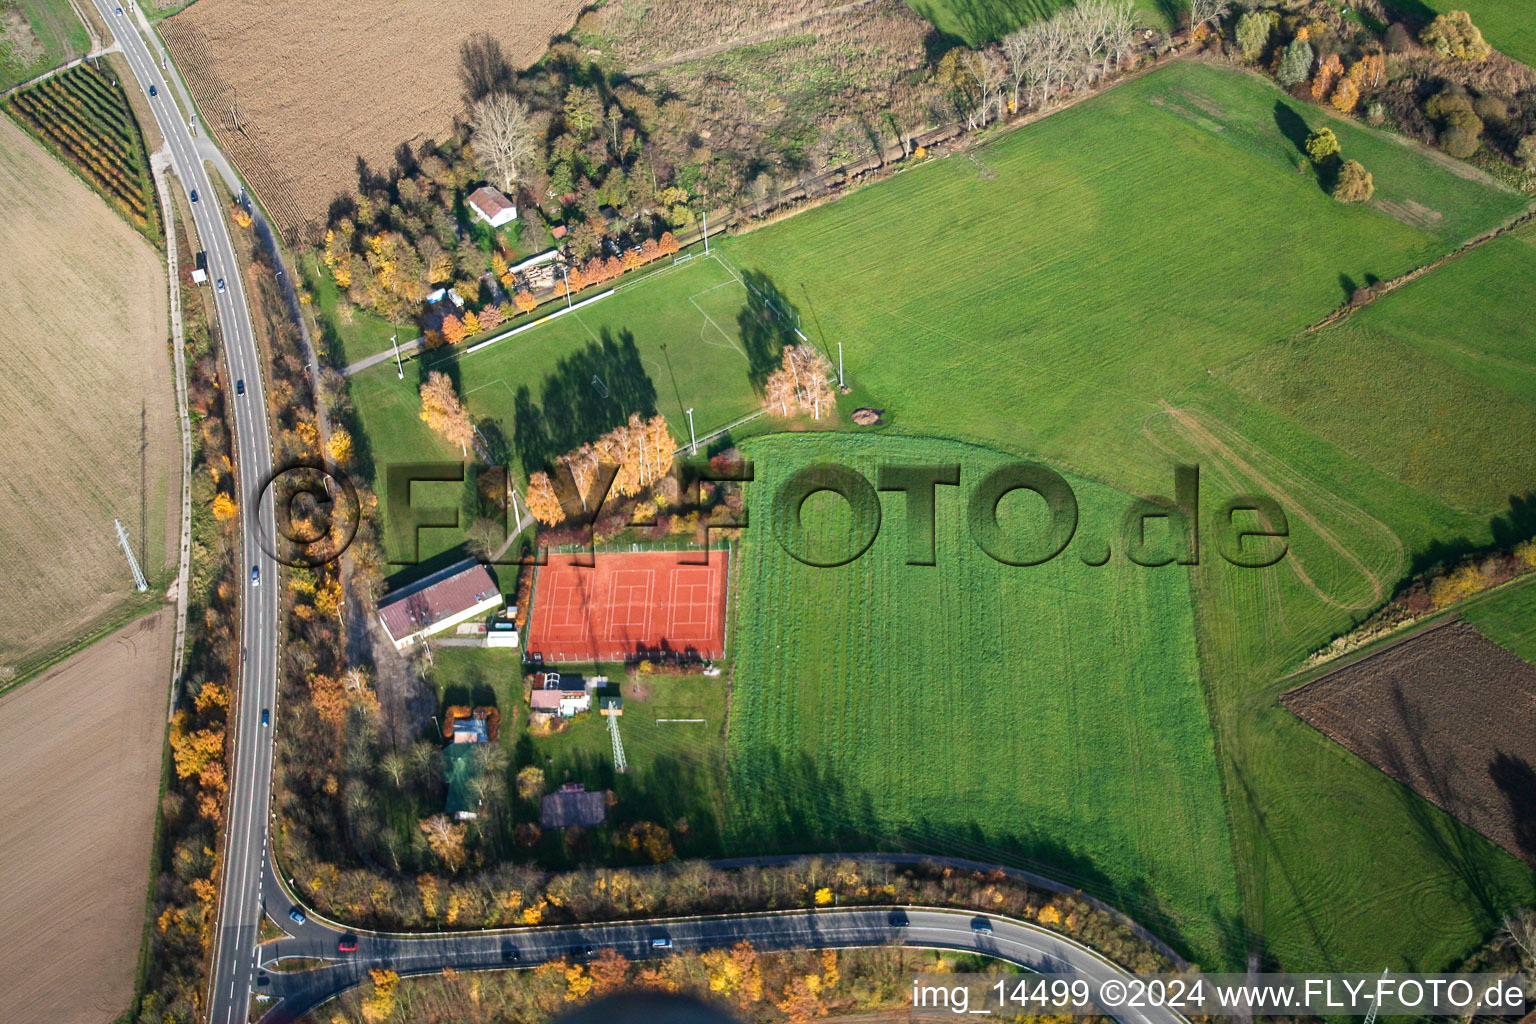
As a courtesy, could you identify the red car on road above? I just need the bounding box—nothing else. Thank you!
[338,936,358,953]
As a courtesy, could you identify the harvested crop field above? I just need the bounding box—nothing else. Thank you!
[0,114,177,681]
[1282,619,1536,864]
[0,609,172,1024]
[161,0,585,240]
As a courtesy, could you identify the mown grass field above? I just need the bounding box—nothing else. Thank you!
[349,255,773,562]
[1464,577,1536,663]
[720,61,1526,500]
[727,432,1239,963]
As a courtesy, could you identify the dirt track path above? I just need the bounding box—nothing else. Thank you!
[1154,403,1401,611]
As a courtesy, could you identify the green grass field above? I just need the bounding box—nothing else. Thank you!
[712,61,1534,971]
[349,254,776,562]
[0,0,88,90]
[1464,577,1536,663]
[719,60,1527,499]
[727,432,1240,963]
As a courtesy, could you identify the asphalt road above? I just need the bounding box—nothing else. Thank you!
[253,901,1190,1024]
[87,5,280,1023]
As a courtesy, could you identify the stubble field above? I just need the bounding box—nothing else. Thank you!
[0,609,172,1024]
[160,0,585,240]
[0,114,177,682]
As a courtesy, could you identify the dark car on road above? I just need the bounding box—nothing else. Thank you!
[148,84,156,97]
[500,940,519,962]
[260,708,269,727]
[189,189,198,202]
[971,916,992,935]
[235,378,244,395]
[888,909,909,929]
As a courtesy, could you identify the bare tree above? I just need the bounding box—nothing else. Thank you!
[1504,909,1536,974]
[469,92,538,194]
[959,49,1007,129]
[1189,0,1230,33]
[1001,30,1032,113]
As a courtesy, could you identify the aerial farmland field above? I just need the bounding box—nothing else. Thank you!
[708,59,1536,971]
[0,114,177,683]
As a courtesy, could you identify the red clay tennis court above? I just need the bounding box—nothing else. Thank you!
[527,549,731,663]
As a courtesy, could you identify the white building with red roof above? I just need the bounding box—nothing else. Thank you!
[466,186,517,228]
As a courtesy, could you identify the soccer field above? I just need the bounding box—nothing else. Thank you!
[349,254,776,562]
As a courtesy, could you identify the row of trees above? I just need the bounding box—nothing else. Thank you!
[135,243,241,1024]
[1238,3,1534,173]
[938,0,1143,131]
[526,412,678,525]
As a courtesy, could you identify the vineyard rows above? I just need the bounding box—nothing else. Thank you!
[5,62,159,241]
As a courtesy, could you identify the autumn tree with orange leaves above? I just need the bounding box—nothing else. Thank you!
[525,471,566,525]
[419,371,475,455]
[420,814,468,870]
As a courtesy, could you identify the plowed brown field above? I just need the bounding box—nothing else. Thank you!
[1282,619,1536,863]
[161,0,584,240]
[0,609,171,1024]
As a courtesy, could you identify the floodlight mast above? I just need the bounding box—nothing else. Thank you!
[686,407,697,455]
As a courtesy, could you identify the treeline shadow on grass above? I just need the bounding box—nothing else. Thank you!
[1405,491,1536,579]
[510,327,658,474]
[723,745,1215,965]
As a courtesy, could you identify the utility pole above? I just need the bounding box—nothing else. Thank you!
[115,519,149,592]
[686,407,697,456]
[391,331,403,379]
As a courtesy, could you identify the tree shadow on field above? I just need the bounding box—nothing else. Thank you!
[1226,754,1342,969]
[1405,491,1536,578]
[736,269,803,392]
[721,745,1211,964]
[1488,753,1536,863]
[460,32,514,106]
[512,327,658,474]
[1273,100,1311,155]
[1375,685,1506,929]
